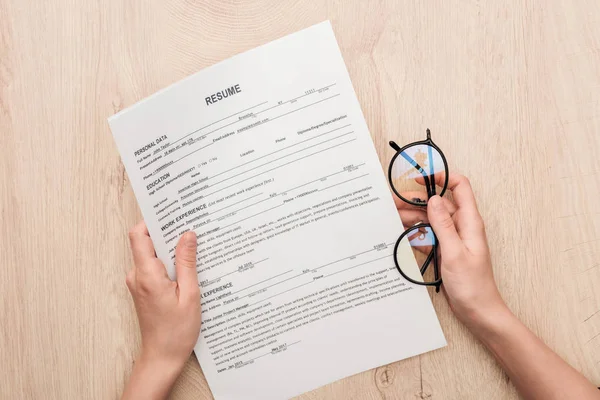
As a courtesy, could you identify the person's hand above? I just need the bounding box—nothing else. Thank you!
[122,222,200,400]
[397,174,600,399]
[395,173,507,330]
[398,175,600,399]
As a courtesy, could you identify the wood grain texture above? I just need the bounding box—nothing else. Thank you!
[1,0,599,399]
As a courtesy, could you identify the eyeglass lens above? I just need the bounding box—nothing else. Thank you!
[396,224,439,284]
[390,143,445,203]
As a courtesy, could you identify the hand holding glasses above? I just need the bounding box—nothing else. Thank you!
[388,129,449,292]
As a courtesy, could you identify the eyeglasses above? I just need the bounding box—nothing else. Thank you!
[388,129,449,293]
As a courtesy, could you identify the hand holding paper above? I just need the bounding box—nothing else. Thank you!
[122,223,201,400]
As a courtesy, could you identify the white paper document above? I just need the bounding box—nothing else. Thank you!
[109,21,445,400]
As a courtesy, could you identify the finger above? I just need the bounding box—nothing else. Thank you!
[444,174,479,214]
[417,173,478,212]
[394,191,457,214]
[398,209,428,228]
[130,220,149,235]
[175,231,200,301]
[416,173,482,240]
[442,175,486,245]
[427,195,463,260]
[128,221,156,267]
[125,269,136,292]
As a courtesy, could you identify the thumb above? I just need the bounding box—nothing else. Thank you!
[175,231,199,299]
[427,196,463,260]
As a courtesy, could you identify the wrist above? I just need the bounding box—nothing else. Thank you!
[122,351,186,400]
[463,301,516,342]
[448,281,510,334]
[131,351,185,398]
[138,349,186,380]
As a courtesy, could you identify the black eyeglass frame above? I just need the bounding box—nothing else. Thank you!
[388,129,449,292]
[388,129,449,204]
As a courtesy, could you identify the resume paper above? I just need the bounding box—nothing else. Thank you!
[109,21,445,400]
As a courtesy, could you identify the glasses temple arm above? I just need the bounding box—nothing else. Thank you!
[433,241,440,286]
[427,144,436,196]
[419,249,435,275]
[399,152,434,197]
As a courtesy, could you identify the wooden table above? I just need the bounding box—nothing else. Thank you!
[1,1,599,398]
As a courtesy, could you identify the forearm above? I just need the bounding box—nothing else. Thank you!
[471,305,599,400]
[122,353,184,400]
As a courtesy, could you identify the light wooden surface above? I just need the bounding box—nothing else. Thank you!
[1,1,599,399]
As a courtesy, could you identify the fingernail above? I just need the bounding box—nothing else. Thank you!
[184,231,197,247]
